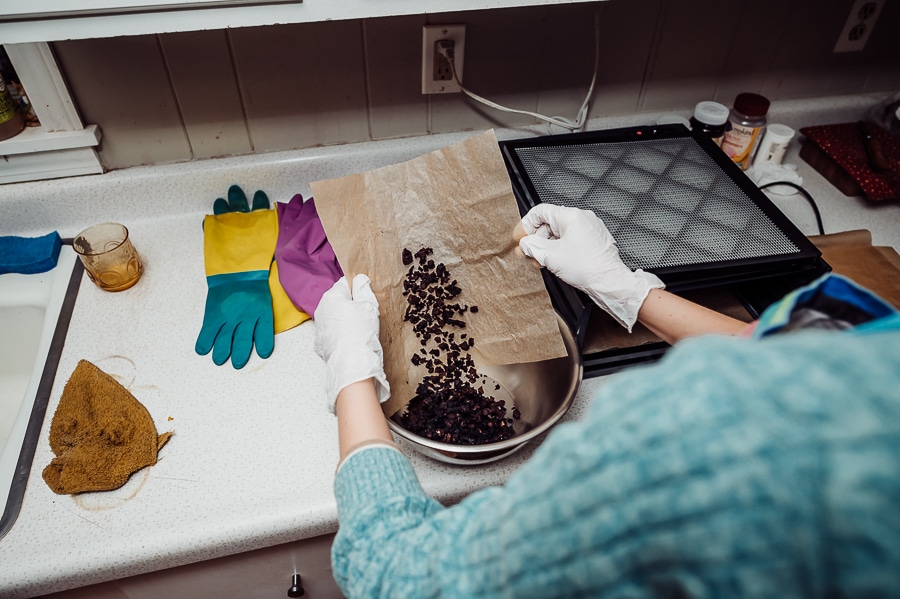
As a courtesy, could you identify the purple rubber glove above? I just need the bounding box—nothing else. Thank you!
[274,195,343,317]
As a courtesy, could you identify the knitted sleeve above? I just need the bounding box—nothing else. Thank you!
[332,328,900,599]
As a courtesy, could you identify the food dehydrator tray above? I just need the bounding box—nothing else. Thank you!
[500,124,829,374]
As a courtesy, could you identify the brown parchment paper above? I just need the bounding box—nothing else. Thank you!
[311,130,567,417]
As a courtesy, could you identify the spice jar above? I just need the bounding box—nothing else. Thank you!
[0,74,25,141]
[689,101,729,146]
[721,92,770,170]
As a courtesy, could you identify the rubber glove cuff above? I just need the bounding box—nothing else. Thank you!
[582,268,664,332]
[322,347,390,415]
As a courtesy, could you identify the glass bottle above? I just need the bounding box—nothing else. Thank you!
[0,74,25,141]
[689,101,729,146]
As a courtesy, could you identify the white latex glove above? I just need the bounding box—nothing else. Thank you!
[313,274,390,414]
[518,204,665,332]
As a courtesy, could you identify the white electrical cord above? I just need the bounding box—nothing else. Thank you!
[439,11,601,132]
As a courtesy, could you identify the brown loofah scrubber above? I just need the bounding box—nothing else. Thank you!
[42,359,173,495]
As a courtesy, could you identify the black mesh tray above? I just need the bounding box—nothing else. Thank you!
[500,124,826,355]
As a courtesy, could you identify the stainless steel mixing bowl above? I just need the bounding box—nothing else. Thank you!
[387,312,582,465]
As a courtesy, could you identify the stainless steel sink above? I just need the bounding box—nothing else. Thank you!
[0,245,81,540]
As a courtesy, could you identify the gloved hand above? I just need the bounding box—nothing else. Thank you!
[274,195,343,317]
[313,274,390,414]
[196,185,278,369]
[518,203,665,332]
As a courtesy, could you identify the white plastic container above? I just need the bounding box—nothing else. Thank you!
[752,123,795,167]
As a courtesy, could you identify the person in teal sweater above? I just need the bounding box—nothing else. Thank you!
[313,204,900,598]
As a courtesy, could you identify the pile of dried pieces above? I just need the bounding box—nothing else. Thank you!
[398,247,518,445]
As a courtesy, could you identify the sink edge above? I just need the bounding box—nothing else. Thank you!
[0,249,83,541]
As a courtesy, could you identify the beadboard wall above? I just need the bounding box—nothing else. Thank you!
[51,0,900,171]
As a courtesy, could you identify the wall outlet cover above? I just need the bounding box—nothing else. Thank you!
[422,24,465,94]
[833,0,884,53]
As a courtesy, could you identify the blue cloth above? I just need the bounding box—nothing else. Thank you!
[752,273,896,336]
[332,281,900,598]
[0,232,62,275]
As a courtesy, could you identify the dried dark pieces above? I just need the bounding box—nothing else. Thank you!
[401,381,514,445]
[399,246,518,445]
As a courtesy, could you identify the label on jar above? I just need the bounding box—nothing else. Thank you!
[721,123,763,170]
[0,78,19,125]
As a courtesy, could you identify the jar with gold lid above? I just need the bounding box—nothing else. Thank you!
[0,74,25,142]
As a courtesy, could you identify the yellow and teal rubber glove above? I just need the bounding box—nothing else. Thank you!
[196,185,278,369]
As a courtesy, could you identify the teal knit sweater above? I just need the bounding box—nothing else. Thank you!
[333,310,900,597]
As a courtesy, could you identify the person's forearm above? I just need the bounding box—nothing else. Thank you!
[637,288,747,345]
[335,378,394,462]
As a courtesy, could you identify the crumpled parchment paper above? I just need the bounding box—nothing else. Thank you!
[311,130,567,416]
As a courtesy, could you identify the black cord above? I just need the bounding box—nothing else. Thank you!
[758,181,825,236]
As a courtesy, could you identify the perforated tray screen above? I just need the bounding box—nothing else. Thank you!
[514,136,800,271]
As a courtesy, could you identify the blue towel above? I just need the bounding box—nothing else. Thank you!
[0,232,63,275]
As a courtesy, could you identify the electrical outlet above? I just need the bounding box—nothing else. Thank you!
[834,0,884,53]
[422,24,465,94]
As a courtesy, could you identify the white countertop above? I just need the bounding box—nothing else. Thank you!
[1,94,898,597]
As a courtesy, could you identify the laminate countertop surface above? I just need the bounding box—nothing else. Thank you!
[1,93,898,597]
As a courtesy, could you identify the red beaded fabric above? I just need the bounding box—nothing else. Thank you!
[800,123,900,202]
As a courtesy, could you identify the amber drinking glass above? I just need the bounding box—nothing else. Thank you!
[73,223,143,291]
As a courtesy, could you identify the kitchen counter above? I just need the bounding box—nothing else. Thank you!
[1,93,898,598]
